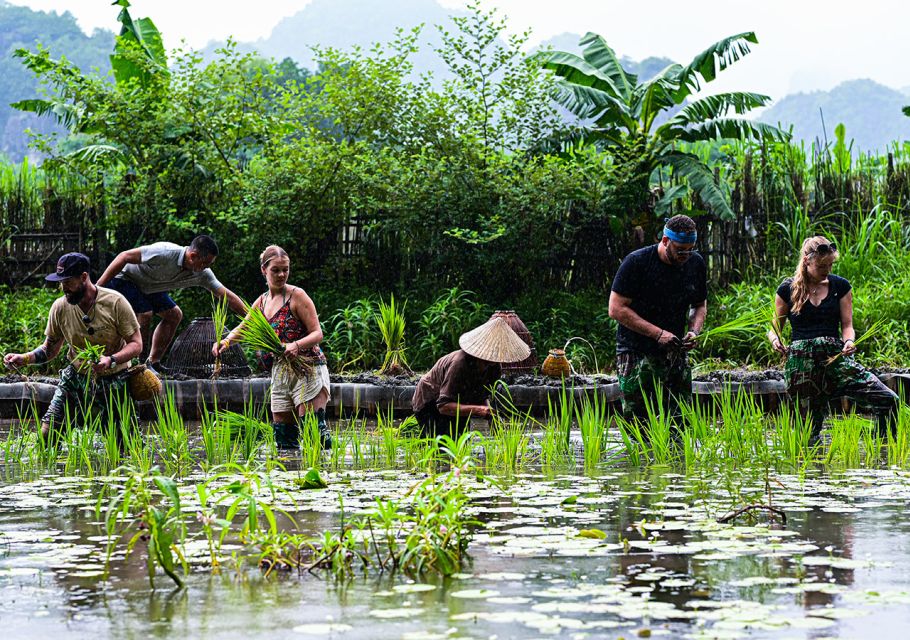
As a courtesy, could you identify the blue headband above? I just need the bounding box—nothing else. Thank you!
[663,227,697,244]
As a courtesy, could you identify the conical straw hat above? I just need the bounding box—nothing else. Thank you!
[459,317,531,363]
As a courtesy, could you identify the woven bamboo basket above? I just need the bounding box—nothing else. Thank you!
[489,310,538,375]
[126,364,162,401]
[163,317,252,379]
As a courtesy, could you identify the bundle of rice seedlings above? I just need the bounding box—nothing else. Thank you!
[376,295,409,375]
[235,303,314,377]
[73,341,107,375]
[826,319,885,366]
[697,308,766,350]
[211,294,230,379]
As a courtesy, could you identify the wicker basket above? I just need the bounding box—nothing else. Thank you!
[163,317,252,379]
[126,364,162,401]
[489,310,538,375]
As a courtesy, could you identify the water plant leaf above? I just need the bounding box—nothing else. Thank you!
[578,528,608,540]
[295,468,328,490]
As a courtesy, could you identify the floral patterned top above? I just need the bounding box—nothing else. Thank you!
[255,287,327,371]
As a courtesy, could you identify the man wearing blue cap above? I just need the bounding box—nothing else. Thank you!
[3,253,143,441]
[608,214,707,426]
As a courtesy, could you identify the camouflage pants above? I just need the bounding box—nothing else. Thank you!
[617,349,692,424]
[785,337,899,435]
[43,364,132,434]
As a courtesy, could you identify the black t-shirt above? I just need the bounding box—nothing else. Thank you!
[776,275,851,341]
[611,244,707,355]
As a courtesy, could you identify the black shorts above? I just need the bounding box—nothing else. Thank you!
[104,278,177,315]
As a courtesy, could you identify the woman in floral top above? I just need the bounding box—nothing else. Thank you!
[215,245,332,449]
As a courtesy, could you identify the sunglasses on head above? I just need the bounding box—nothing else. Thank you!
[810,243,837,256]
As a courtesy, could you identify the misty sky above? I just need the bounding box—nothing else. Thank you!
[7,0,909,102]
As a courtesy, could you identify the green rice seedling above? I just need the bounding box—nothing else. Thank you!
[376,406,400,468]
[678,399,714,469]
[697,308,767,352]
[488,411,532,473]
[199,400,221,467]
[541,381,574,466]
[771,402,813,467]
[152,387,191,476]
[614,413,647,466]
[575,391,609,470]
[860,422,884,468]
[826,414,863,467]
[298,411,323,469]
[887,406,910,467]
[712,384,767,464]
[641,384,675,465]
[347,416,368,469]
[375,295,409,375]
[215,410,268,463]
[211,293,230,379]
[125,427,155,475]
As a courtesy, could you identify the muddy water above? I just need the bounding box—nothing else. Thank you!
[1,459,910,638]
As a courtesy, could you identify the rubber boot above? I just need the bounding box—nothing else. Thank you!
[271,422,299,450]
[315,408,332,449]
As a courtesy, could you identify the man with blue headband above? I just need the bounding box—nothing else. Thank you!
[608,214,707,430]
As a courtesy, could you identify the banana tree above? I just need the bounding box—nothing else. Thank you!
[534,32,788,220]
[12,0,170,170]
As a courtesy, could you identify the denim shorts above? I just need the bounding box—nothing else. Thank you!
[104,278,177,314]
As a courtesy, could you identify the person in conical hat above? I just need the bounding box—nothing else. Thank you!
[411,317,530,436]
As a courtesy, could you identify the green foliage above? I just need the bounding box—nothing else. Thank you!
[0,286,58,365]
[536,31,787,221]
[324,298,381,372]
[416,288,488,365]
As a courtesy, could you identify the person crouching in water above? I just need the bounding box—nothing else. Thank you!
[214,246,332,449]
[3,253,143,444]
[411,317,530,436]
[769,236,899,445]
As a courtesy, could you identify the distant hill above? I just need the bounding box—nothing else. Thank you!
[0,3,113,162]
[203,0,462,79]
[759,79,910,153]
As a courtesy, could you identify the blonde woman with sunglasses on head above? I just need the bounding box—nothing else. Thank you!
[769,236,899,445]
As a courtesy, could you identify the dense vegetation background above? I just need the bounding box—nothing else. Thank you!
[1,0,909,374]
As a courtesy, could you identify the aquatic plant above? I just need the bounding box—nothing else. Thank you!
[103,465,188,589]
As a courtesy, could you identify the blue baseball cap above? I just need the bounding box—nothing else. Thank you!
[45,252,90,282]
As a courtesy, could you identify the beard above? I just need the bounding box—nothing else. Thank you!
[64,284,86,305]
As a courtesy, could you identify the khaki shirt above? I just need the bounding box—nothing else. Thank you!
[46,287,140,375]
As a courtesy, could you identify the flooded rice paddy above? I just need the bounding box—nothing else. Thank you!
[2,422,910,639]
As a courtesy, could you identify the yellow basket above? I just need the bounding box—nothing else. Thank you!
[540,349,572,378]
[126,364,162,401]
